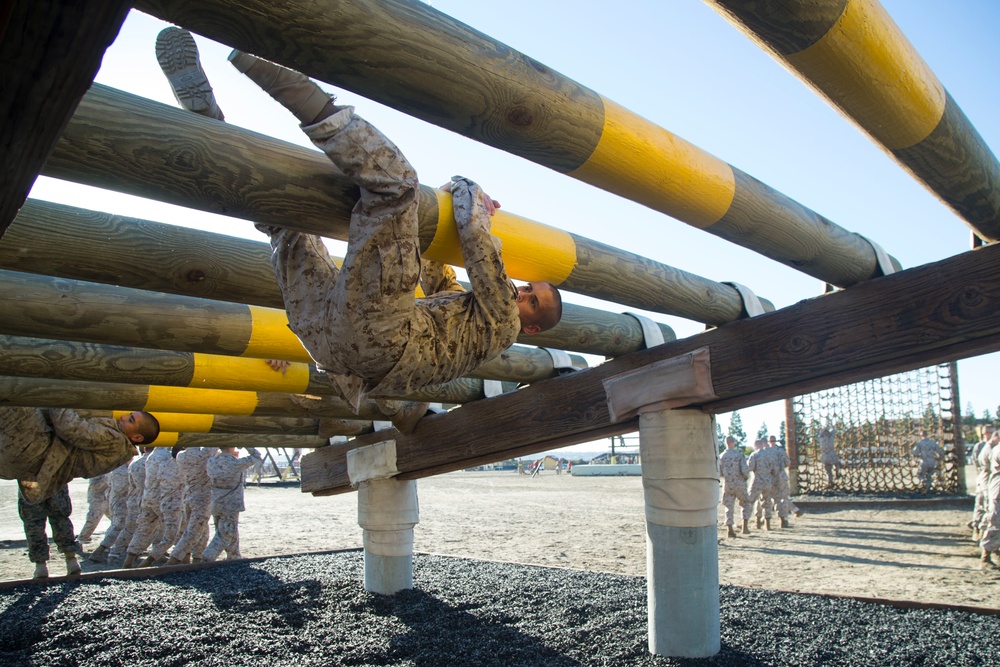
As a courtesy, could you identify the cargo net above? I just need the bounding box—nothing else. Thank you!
[791,364,961,495]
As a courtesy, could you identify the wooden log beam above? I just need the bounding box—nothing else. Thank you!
[706,0,1000,243]
[44,84,773,325]
[0,334,573,396]
[153,432,328,449]
[0,374,387,419]
[0,271,577,392]
[301,243,1000,495]
[1,199,677,356]
[67,411,371,437]
[133,0,899,287]
[0,0,130,237]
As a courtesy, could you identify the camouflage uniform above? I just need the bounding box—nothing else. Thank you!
[770,446,799,518]
[18,483,78,563]
[818,429,841,486]
[0,407,137,503]
[171,447,215,561]
[260,107,519,412]
[979,445,1000,552]
[719,447,752,526]
[78,473,110,541]
[203,448,261,561]
[97,463,131,552]
[126,447,172,558]
[148,451,184,561]
[749,447,787,521]
[911,437,944,492]
[111,450,149,559]
[972,438,995,531]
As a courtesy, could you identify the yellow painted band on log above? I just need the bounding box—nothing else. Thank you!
[113,410,215,433]
[569,98,736,229]
[786,0,945,150]
[245,305,313,362]
[145,385,259,415]
[150,432,179,447]
[191,353,311,393]
[426,190,576,284]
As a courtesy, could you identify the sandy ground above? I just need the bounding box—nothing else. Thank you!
[1,470,997,609]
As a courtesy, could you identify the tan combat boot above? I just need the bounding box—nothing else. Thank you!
[780,517,790,529]
[33,562,49,579]
[765,518,772,531]
[741,519,750,535]
[727,525,737,538]
[65,554,82,576]
[88,545,108,563]
[156,27,226,120]
[122,553,138,569]
[228,50,335,124]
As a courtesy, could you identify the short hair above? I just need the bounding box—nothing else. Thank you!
[537,284,562,332]
[137,412,160,444]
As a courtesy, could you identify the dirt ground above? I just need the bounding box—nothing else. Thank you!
[1,469,997,609]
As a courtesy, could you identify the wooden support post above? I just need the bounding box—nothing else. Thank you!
[785,397,800,495]
[707,0,1000,243]
[134,0,897,287]
[357,478,419,595]
[0,0,130,236]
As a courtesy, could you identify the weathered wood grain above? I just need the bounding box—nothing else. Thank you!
[0,0,129,236]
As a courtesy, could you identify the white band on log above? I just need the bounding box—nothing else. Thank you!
[623,312,666,348]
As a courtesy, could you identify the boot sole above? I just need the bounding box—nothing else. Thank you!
[156,27,224,120]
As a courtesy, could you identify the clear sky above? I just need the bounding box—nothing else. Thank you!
[27,1,1000,450]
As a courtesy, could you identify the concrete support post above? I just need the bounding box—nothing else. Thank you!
[357,478,419,594]
[639,408,720,658]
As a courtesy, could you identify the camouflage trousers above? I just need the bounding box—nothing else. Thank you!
[171,495,211,560]
[721,484,752,525]
[127,503,164,556]
[263,108,420,408]
[203,511,241,561]
[149,503,184,560]
[974,475,991,530]
[917,463,940,492]
[750,480,787,520]
[981,494,1000,551]
[98,491,130,550]
[18,484,78,562]
[79,492,109,540]
[111,498,142,558]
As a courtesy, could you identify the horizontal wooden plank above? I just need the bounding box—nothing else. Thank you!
[302,244,1000,494]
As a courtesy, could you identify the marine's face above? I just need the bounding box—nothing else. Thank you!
[118,411,146,443]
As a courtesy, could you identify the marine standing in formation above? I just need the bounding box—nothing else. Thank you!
[719,436,752,537]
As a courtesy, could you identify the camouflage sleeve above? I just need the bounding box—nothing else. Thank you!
[419,258,464,296]
[47,409,124,451]
[740,458,750,479]
[449,177,518,326]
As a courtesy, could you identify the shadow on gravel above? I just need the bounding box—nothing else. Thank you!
[0,582,74,655]
[166,564,325,630]
[355,588,585,667]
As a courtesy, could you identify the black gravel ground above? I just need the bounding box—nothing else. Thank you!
[0,551,996,667]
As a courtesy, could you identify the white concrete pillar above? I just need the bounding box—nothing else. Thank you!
[639,408,720,658]
[357,478,419,594]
